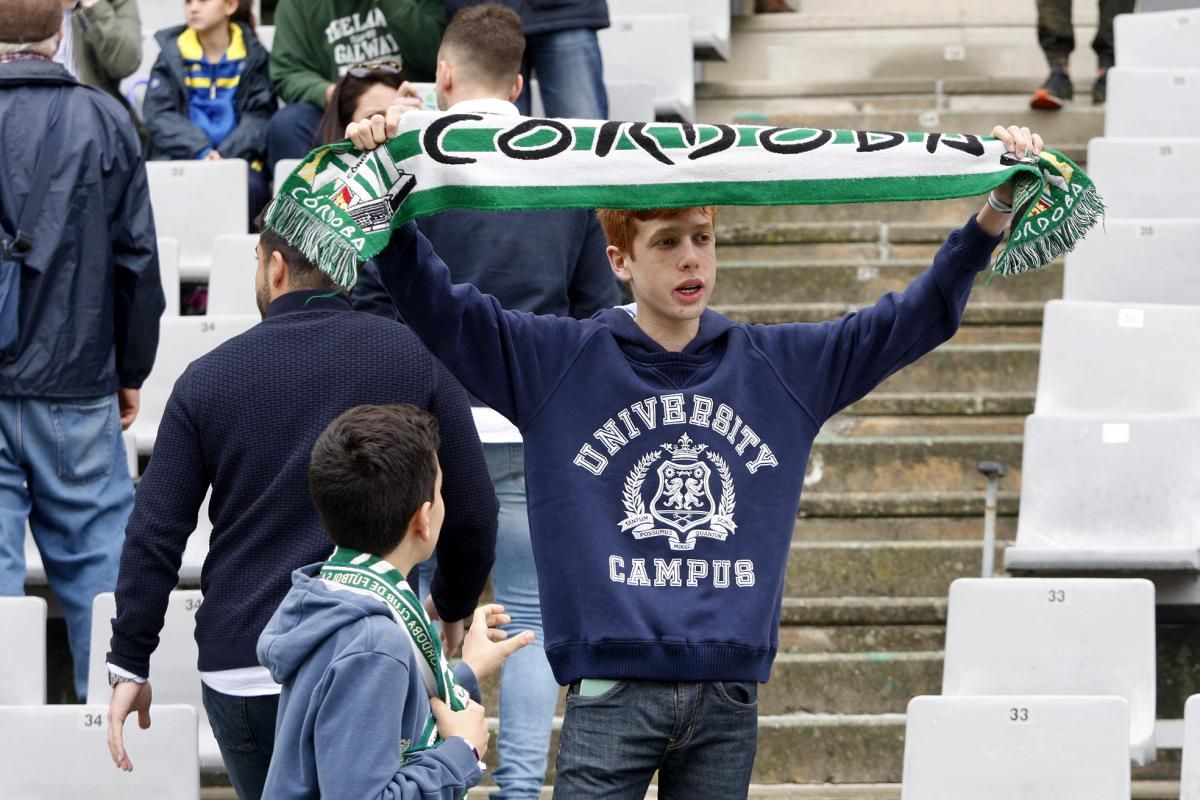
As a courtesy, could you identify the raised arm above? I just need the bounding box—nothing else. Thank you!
[373,223,595,427]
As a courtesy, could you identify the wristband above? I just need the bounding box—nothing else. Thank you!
[987,191,1014,214]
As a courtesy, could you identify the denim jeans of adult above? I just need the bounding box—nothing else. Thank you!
[0,395,132,701]
[553,679,759,800]
[517,28,608,120]
[202,683,280,800]
[485,442,560,800]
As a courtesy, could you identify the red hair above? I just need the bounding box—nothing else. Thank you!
[597,207,717,255]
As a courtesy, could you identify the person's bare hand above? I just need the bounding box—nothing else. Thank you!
[117,388,139,430]
[990,124,1045,205]
[345,96,424,150]
[461,603,534,682]
[431,697,489,759]
[423,596,465,657]
[204,150,223,161]
[107,680,153,772]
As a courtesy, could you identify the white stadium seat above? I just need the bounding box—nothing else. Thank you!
[146,160,250,281]
[158,236,181,318]
[1086,138,1200,219]
[1005,416,1200,573]
[600,15,696,121]
[256,24,275,51]
[1034,300,1200,415]
[0,704,198,799]
[179,490,214,586]
[942,577,1157,764]
[606,0,731,60]
[1182,694,1200,800]
[1115,9,1200,69]
[0,597,47,704]
[902,695,1131,800]
[1063,219,1200,305]
[130,315,260,453]
[208,235,262,316]
[273,158,303,196]
[1105,68,1200,137]
[606,80,658,122]
[89,592,221,771]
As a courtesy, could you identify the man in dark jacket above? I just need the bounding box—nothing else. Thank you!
[0,0,164,703]
[105,223,498,800]
[445,0,609,118]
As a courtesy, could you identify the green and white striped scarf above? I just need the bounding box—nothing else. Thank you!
[266,111,1103,290]
[318,547,470,757]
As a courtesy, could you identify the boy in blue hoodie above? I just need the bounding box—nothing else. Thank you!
[257,404,533,799]
[143,0,275,226]
[347,116,1044,798]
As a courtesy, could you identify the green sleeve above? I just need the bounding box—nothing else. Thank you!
[383,0,446,82]
[79,0,143,80]
[270,0,335,108]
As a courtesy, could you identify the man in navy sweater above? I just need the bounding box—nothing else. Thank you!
[349,108,1043,797]
[352,8,619,799]
[103,226,498,800]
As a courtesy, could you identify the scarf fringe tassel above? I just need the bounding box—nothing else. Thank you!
[992,184,1105,278]
[264,195,362,290]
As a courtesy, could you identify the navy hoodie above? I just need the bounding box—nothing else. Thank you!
[258,565,483,800]
[374,217,1003,685]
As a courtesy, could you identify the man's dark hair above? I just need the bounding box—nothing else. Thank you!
[255,211,337,292]
[309,404,441,556]
[441,4,525,87]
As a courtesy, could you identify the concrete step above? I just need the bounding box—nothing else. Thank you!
[714,260,1063,306]
[786,541,1002,598]
[723,301,1045,326]
[803,435,1024,495]
[747,0,1100,27]
[799,490,1020,518]
[844,392,1034,416]
[793,515,1016,542]
[696,103,1103,150]
[706,25,1100,85]
[877,344,1039,395]
[716,196,989,226]
[822,415,1025,437]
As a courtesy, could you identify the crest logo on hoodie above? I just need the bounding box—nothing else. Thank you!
[618,433,737,552]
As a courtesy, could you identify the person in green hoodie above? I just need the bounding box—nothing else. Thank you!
[265,0,445,170]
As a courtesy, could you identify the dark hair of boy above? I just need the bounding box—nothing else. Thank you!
[309,404,441,555]
[255,209,338,292]
[441,4,525,89]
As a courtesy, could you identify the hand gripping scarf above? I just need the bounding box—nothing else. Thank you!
[318,547,473,765]
[266,111,1104,290]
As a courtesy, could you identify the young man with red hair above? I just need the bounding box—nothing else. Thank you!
[350,113,1041,798]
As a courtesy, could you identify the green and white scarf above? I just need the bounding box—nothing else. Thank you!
[266,111,1104,290]
[318,547,471,758]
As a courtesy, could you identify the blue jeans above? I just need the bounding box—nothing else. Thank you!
[202,684,280,800]
[486,443,559,800]
[553,680,759,799]
[517,29,608,119]
[266,102,323,173]
[0,395,132,701]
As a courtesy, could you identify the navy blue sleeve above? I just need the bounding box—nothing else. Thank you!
[315,653,482,800]
[567,211,620,319]
[351,259,402,321]
[109,375,209,677]
[754,216,1003,424]
[427,358,497,623]
[110,134,165,389]
[373,222,596,428]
